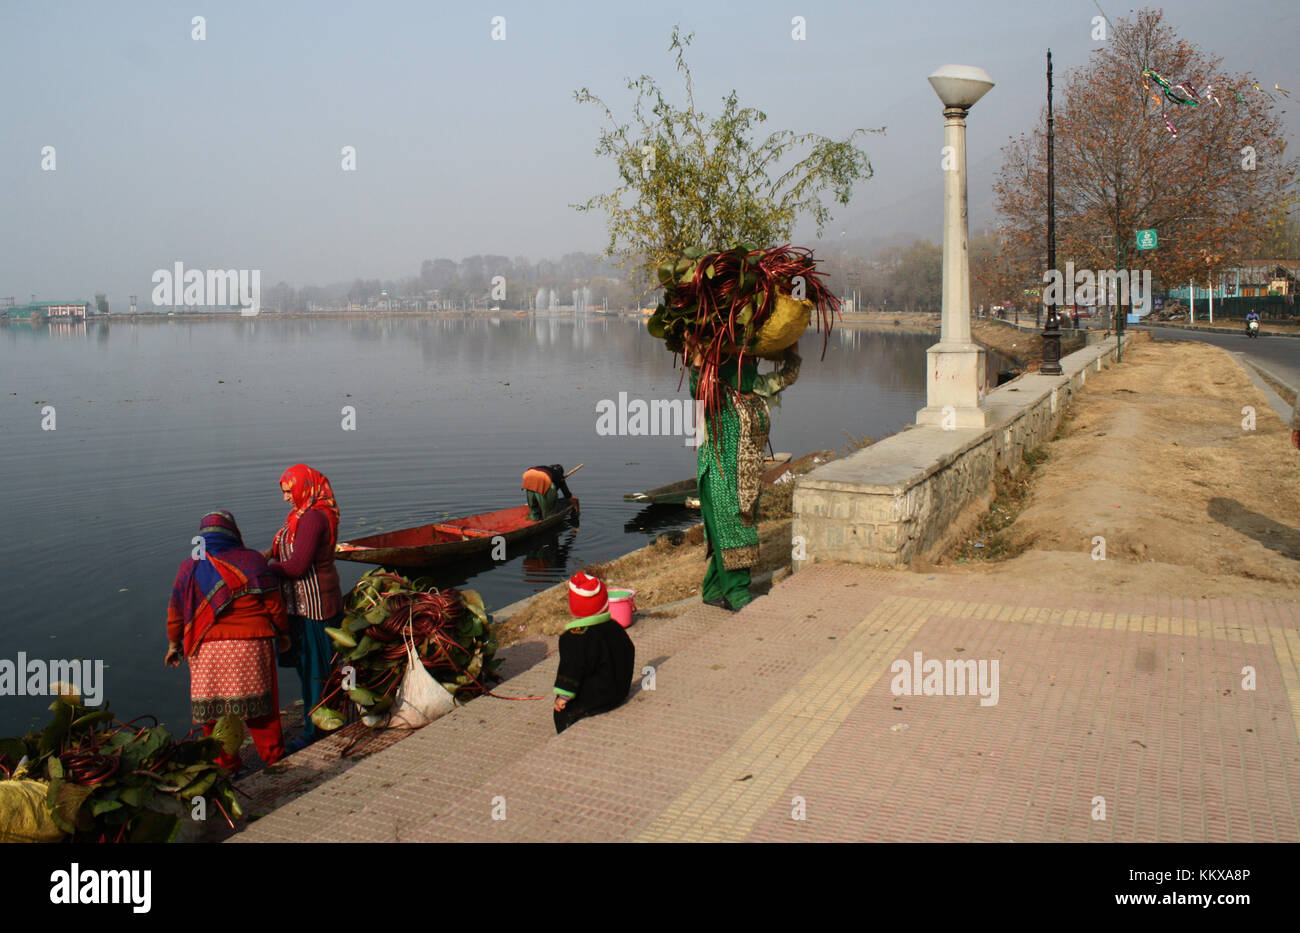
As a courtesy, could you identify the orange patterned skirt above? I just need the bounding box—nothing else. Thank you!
[189,637,276,723]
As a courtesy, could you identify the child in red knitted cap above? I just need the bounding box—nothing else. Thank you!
[553,572,636,733]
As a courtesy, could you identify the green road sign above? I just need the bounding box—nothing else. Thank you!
[1135,228,1157,250]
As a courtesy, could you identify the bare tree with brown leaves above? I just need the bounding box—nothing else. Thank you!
[993,8,1296,306]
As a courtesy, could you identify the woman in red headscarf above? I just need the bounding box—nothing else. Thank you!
[267,464,343,751]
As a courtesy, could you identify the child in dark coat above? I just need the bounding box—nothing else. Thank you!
[553,572,635,734]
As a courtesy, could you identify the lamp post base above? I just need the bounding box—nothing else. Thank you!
[915,342,989,429]
[1041,309,1063,376]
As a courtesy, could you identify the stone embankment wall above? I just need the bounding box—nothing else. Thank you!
[792,334,1134,568]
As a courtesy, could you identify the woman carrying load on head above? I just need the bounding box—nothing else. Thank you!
[267,464,343,752]
[165,510,291,772]
[688,337,800,612]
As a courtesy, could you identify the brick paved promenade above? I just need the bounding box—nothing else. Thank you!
[231,563,1300,842]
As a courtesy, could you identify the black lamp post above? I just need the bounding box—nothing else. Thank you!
[1040,49,1063,376]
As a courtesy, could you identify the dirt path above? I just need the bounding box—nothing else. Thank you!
[934,336,1300,600]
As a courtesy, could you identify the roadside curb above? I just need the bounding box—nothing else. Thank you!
[1148,321,1300,339]
[1242,358,1299,400]
[1232,355,1295,423]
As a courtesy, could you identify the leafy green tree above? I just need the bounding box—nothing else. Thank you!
[573,26,880,283]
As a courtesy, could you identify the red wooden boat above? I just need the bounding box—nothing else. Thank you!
[334,498,579,567]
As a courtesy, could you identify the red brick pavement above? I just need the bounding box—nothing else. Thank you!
[230,563,1300,843]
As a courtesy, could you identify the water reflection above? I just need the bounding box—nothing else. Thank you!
[1,313,941,734]
[623,503,695,534]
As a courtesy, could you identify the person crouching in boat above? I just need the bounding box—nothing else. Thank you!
[267,464,343,752]
[165,510,290,771]
[521,464,572,520]
[687,336,800,612]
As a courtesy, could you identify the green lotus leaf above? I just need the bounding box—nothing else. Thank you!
[325,626,357,648]
[128,808,180,844]
[70,710,114,732]
[460,591,488,624]
[310,706,346,732]
[217,785,243,820]
[458,618,484,640]
[212,715,244,756]
[122,727,170,769]
[344,613,371,634]
[117,785,147,808]
[347,634,378,661]
[38,702,73,756]
[347,686,379,707]
[90,797,124,817]
[179,770,218,798]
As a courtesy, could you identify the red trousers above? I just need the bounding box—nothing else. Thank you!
[201,677,285,771]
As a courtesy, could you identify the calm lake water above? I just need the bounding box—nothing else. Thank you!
[0,313,961,736]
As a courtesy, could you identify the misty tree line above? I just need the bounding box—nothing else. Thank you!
[248,244,954,314]
[257,252,652,312]
[818,241,943,312]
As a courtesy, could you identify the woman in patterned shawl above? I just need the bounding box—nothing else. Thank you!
[165,510,290,771]
[688,339,801,612]
[267,464,343,751]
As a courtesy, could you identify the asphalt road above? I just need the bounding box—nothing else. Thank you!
[1141,324,1300,397]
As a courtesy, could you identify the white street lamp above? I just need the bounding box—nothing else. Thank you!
[917,64,994,429]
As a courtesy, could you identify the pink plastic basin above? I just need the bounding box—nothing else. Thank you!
[608,588,636,628]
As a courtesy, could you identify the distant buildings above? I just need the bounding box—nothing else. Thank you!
[1167,260,1300,300]
[5,300,92,321]
[1232,261,1299,297]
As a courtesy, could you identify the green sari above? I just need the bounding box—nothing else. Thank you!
[691,350,800,609]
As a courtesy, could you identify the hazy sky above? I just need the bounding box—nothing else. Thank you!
[2,0,1296,306]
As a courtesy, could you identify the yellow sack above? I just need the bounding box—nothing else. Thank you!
[0,779,65,843]
[751,294,813,357]
[726,293,813,359]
